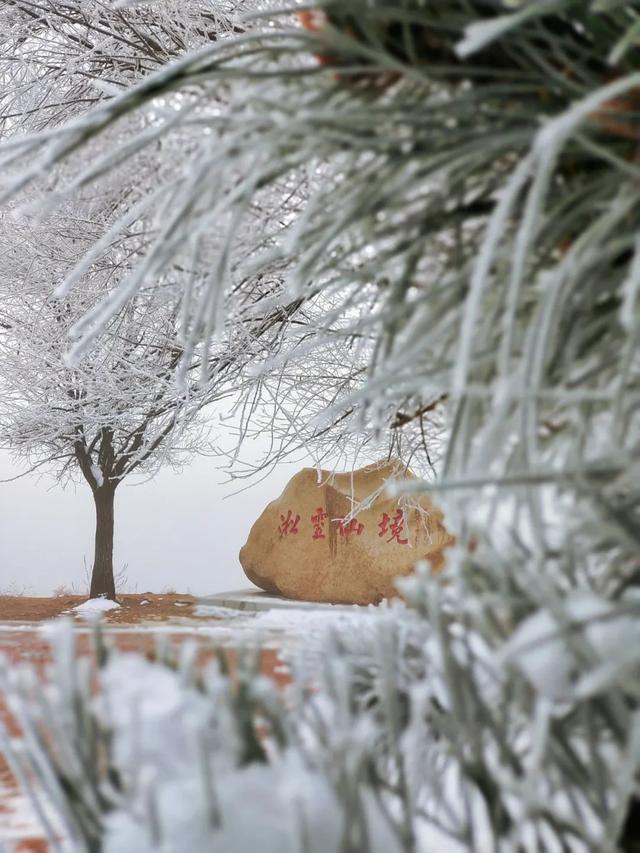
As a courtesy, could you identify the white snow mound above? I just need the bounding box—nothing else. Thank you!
[73,596,120,615]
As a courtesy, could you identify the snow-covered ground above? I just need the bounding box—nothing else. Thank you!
[0,784,44,846]
[0,602,379,850]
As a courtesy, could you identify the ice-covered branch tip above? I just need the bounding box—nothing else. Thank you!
[456,2,558,58]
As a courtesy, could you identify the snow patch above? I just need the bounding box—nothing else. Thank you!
[90,463,104,487]
[73,596,120,616]
[500,591,640,701]
[0,779,65,846]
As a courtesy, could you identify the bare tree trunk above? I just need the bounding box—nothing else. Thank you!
[89,485,116,600]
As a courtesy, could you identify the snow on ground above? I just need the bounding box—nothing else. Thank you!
[0,603,375,656]
[72,596,121,615]
[0,602,383,851]
[196,601,379,650]
[0,781,64,850]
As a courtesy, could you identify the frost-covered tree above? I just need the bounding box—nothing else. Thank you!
[0,212,228,599]
[1,0,448,482]
[0,0,245,133]
[0,161,313,598]
[0,0,308,598]
[4,0,637,520]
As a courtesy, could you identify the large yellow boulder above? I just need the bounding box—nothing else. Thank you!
[239,461,453,605]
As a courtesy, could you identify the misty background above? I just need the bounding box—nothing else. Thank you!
[0,447,301,597]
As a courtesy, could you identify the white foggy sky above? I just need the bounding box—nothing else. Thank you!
[0,446,302,597]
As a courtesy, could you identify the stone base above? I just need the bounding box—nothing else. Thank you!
[198,587,364,613]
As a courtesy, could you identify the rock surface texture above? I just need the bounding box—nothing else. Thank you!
[239,461,454,605]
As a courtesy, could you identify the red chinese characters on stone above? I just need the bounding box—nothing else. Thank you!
[311,507,328,540]
[278,509,300,537]
[378,509,408,545]
[337,518,365,538]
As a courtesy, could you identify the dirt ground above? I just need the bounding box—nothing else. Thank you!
[0,593,205,624]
